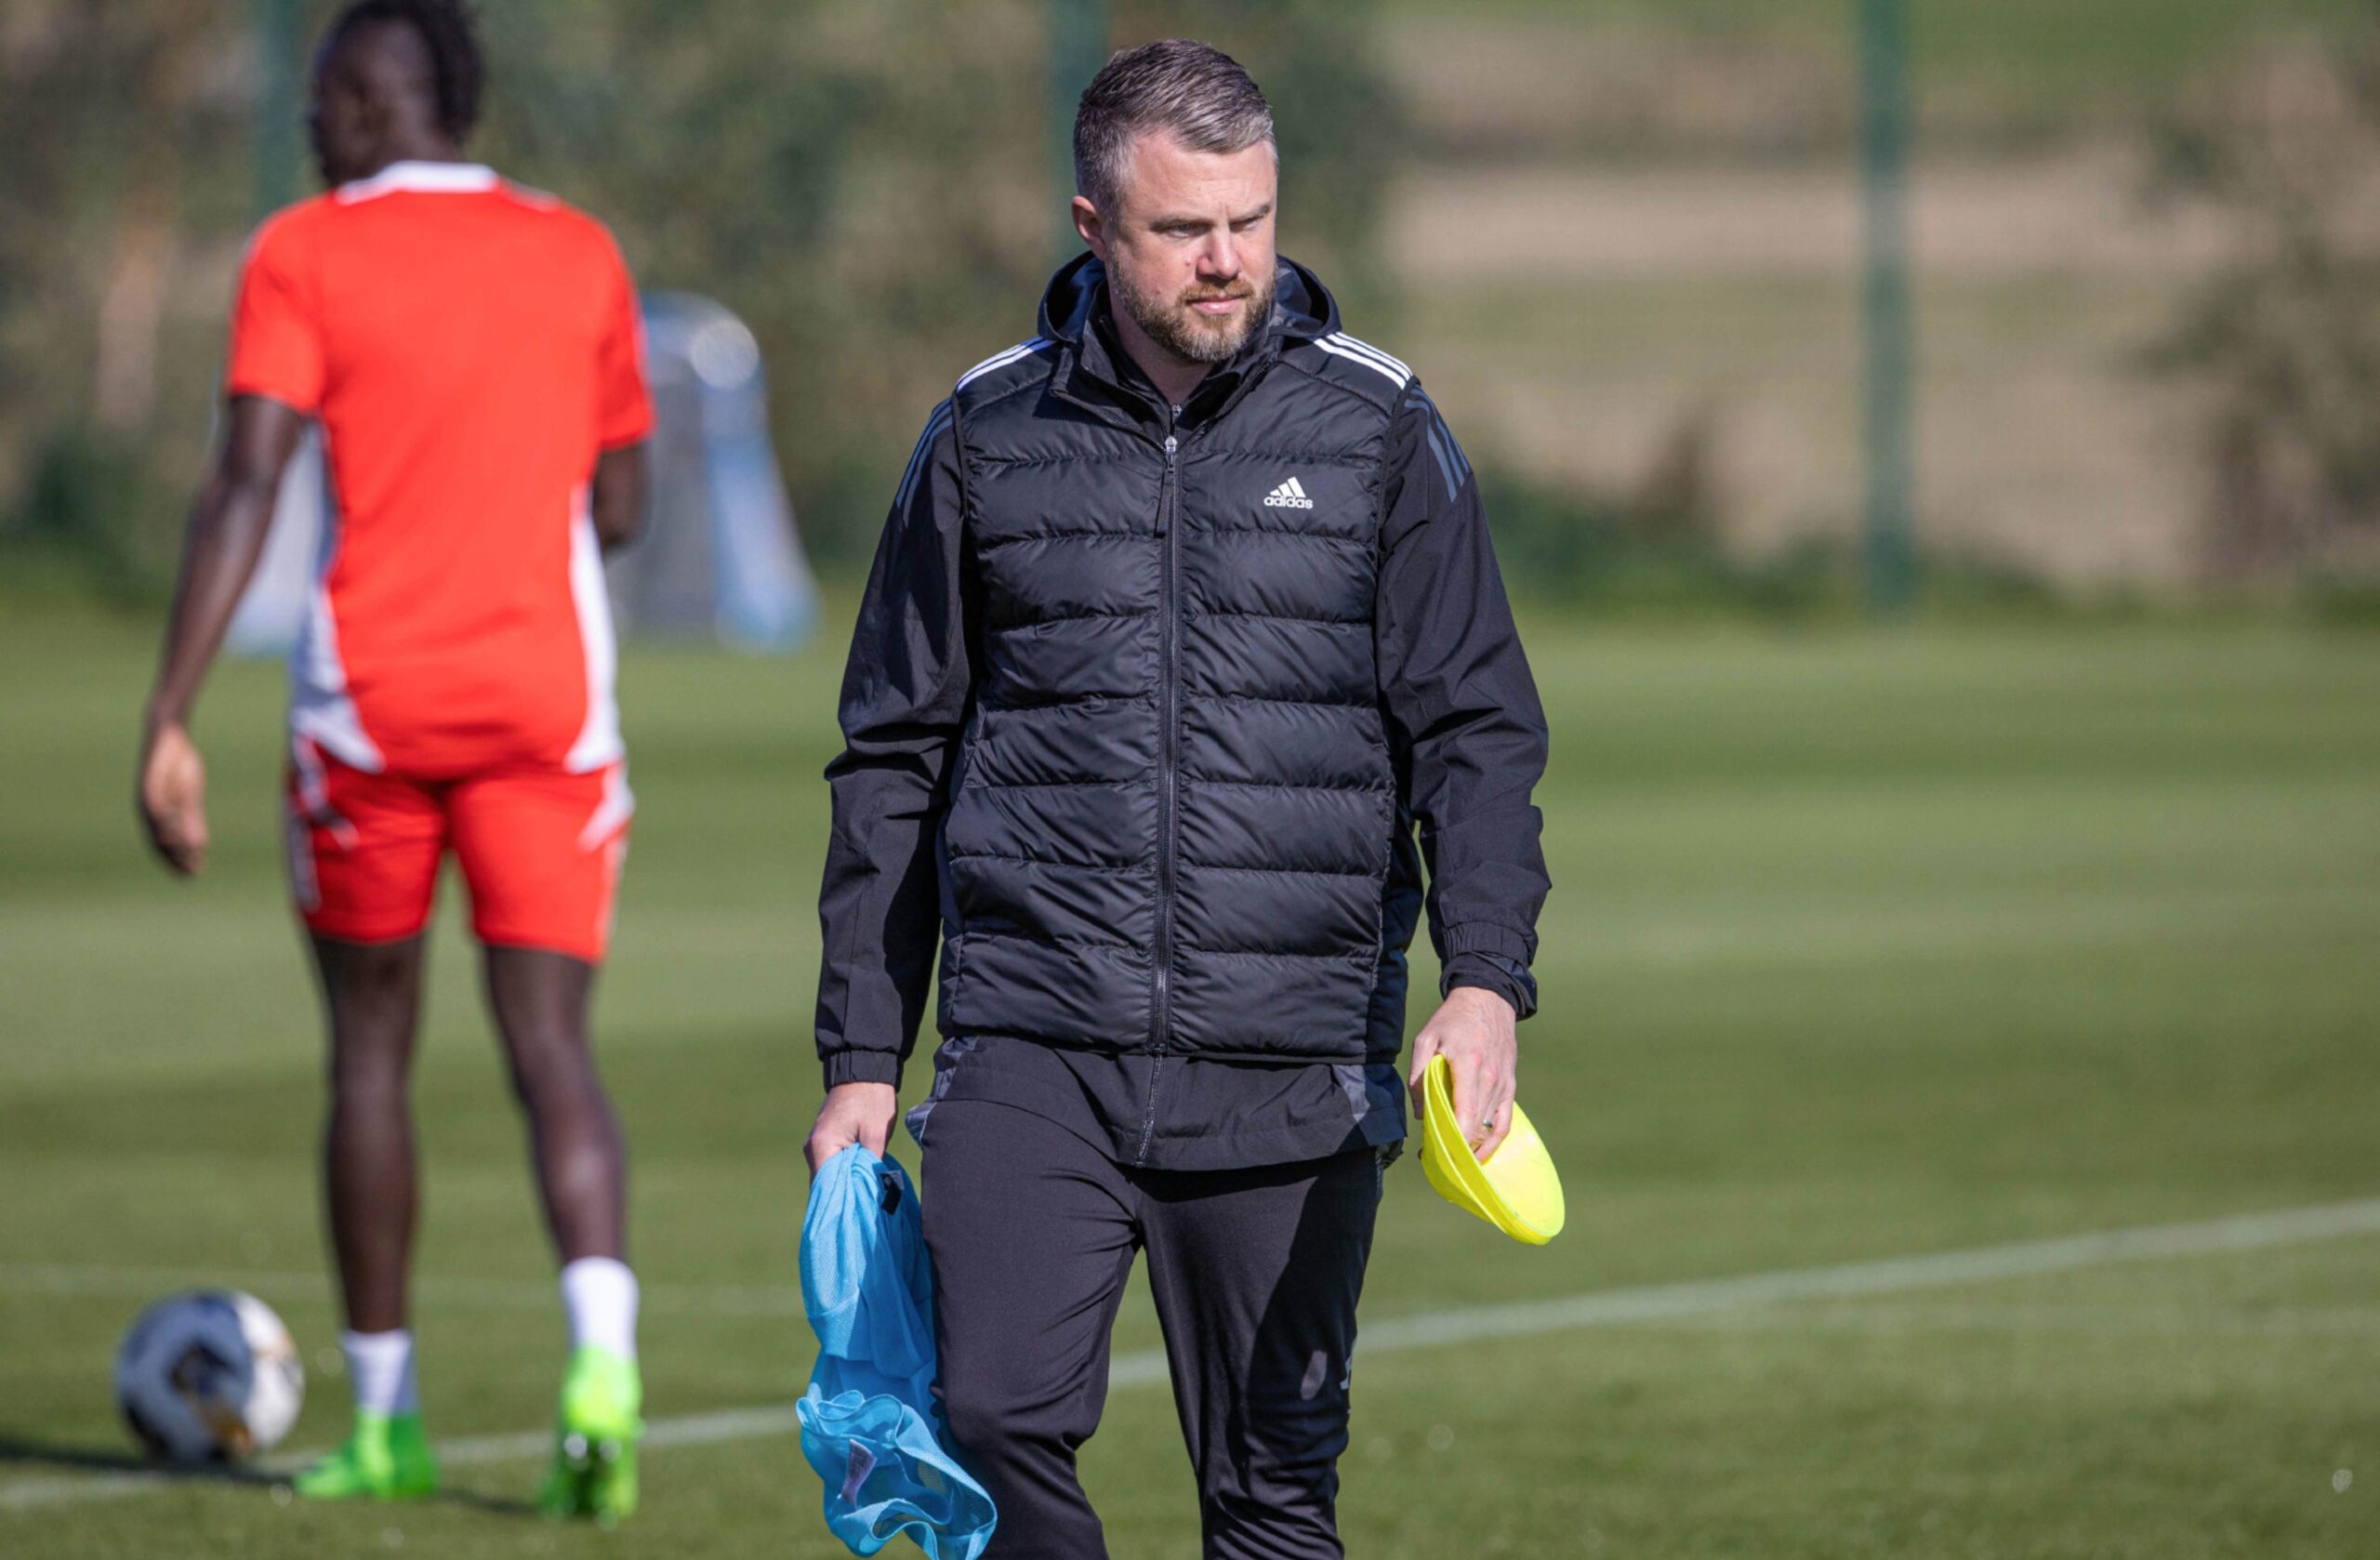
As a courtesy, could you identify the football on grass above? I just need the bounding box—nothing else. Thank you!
[114,1290,304,1462]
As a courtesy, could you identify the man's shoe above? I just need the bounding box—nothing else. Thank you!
[290,1410,439,1501]
[537,1346,641,1523]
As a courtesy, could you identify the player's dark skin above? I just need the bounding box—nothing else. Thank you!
[138,17,649,1335]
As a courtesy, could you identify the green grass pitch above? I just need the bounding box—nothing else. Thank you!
[3,602,2377,1557]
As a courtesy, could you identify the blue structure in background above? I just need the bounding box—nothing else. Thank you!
[615,292,816,651]
[226,292,815,656]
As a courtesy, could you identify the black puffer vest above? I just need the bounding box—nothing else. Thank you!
[936,255,1424,1064]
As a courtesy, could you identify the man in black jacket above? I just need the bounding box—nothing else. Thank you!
[806,39,1550,1559]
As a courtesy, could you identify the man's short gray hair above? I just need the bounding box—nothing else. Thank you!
[1073,39,1276,217]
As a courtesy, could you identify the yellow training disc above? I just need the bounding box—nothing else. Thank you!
[1419,1054,1566,1245]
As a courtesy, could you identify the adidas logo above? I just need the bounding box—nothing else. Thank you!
[1263,476,1315,509]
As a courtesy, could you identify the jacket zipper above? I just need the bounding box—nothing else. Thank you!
[1147,424,1181,1080]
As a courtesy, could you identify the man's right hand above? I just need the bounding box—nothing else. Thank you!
[139,721,210,876]
[804,1081,900,1178]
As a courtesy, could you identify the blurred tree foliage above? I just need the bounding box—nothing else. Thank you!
[0,2,255,591]
[0,0,1395,590]
[2150,4,2380,588]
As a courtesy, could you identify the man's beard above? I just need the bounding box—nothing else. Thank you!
[1110,262,1276,366]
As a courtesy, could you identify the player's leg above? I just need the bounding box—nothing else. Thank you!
[284,742,445,1501]
[1136,1146,1384,1560]
[920,1101,1144,1559]
[483,946,641,1521]
[318,933,429,1336]
[483,947,628,1263]
[456,763,632,1263]
[450,762,640,1520]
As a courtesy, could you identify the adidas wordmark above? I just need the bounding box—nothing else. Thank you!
[1263,476,1315,509]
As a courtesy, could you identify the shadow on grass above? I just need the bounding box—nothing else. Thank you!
[0,1434,538,1517]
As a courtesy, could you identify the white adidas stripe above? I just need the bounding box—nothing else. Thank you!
[955,337,1049,390]
[894,402,954,509]
[1327,332,1411,379]
[1287,476,1308,498]
[1314,336,1409,388]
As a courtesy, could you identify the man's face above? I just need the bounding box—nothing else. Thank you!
[1078,132,1278,368]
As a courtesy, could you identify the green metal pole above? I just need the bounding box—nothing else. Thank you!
[1049,0,1108,265]
[255,0,304,216]
[1858,0,1916,615]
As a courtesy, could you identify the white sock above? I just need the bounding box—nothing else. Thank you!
[559,1257,639,1360]
[340,1329,419,1417]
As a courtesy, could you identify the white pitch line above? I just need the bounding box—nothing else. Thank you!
[1620,1301,2380,1339]
[7,1196,2379,1515]
[1347,1196,2380,1352]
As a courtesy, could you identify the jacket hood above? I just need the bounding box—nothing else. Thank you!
[1036,251,1341,349]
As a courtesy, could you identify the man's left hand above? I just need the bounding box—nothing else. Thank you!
[1408,985,1518,1161]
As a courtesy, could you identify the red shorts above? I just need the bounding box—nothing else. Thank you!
[284,737,631,964]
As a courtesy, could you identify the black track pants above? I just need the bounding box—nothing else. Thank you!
[919,1100,1383,1560]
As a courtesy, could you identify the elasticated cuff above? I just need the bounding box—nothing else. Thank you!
[1441,956,1536,1021]
[1442,922,1536,966]
[821,1050,905,1091]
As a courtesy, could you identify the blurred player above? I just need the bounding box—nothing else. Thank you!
[136,0,652,1519]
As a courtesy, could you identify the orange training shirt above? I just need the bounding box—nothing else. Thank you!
[226,161,655,777]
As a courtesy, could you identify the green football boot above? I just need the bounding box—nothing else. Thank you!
[537,1345,642,1524]
[290,1410,439,1501]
